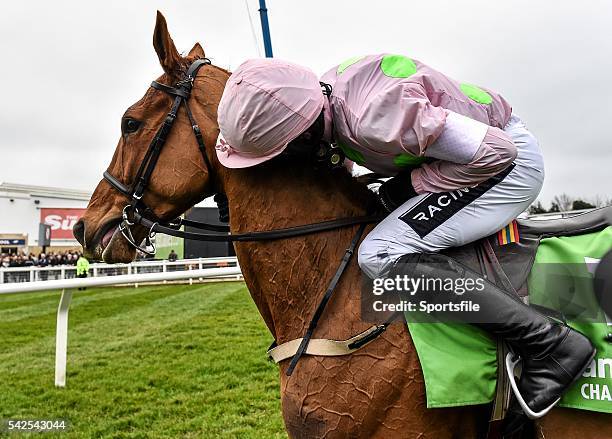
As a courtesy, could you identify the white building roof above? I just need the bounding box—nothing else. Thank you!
[0,182,92,201]
[0,181,219,207]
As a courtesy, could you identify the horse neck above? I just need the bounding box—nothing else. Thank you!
[222,163,374,341]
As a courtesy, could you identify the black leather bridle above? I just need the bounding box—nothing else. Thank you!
[103,58,383,254]
[101,58,392,372]
[103,58,219,254]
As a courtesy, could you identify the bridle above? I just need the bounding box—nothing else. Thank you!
[101,58,393,373]
[103,58,215,254]
[103,58,383,255]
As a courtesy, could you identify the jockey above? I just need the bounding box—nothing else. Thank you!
[215,55,595,419]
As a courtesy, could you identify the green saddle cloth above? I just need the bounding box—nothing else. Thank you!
[407,226,612,413]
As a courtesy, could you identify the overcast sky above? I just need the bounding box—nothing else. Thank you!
[1,0,610,205]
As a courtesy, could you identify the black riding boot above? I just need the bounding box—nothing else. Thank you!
[392,252,596,418]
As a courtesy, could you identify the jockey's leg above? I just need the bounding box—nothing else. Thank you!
[359,114,545,279]
[393,251,595,419]
[358,115,595,418]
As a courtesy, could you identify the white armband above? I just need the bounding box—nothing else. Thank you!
[426,111,489,164]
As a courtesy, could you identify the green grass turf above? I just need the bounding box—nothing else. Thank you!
[0,282,286,438]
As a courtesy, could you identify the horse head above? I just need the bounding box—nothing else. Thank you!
[74,12,230,263]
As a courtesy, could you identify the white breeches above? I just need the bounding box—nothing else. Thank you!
[358,114,545,279]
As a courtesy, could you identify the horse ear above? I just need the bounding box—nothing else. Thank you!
[153,11,182,76]
[187,42,206,59]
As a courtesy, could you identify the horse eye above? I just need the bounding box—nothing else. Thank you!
[122,118,141,134]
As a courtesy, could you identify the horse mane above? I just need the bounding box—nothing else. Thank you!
[186,59,379,221]
[207,63,231,76]
[228,153,380,225]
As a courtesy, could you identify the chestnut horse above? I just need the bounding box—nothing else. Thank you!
[75,12,610,439]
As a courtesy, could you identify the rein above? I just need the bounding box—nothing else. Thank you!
[134,210,384,242]
[103,58,384,250]
[102,59,394,373]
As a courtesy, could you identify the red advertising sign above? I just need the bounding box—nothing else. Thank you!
[40,208,86,240]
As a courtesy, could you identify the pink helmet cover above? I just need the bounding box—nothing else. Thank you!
[216,58,324,168]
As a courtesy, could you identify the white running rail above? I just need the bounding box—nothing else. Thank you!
[0,265,243,387]
[0,257,238,284]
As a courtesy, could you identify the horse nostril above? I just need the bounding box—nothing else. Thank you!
[73,220,86,246]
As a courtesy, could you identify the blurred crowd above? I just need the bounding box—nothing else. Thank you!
[1,250,82,268]
[1,249,181,268]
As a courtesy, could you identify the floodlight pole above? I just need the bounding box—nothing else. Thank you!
[258,0,274,57]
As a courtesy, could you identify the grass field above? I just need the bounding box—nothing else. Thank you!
[0,282,286,438]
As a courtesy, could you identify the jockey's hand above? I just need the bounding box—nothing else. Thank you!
[214,193,230,223]
[378,170,418,213]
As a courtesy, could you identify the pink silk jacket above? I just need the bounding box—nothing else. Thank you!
[320,54,517,194]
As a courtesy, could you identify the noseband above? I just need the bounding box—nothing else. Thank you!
[103,58,213,254]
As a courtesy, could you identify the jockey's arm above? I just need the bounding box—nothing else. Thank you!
[354,83,447,158]
[411,124,517,194]
[376,106,517,211]
[357,83,516,202]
